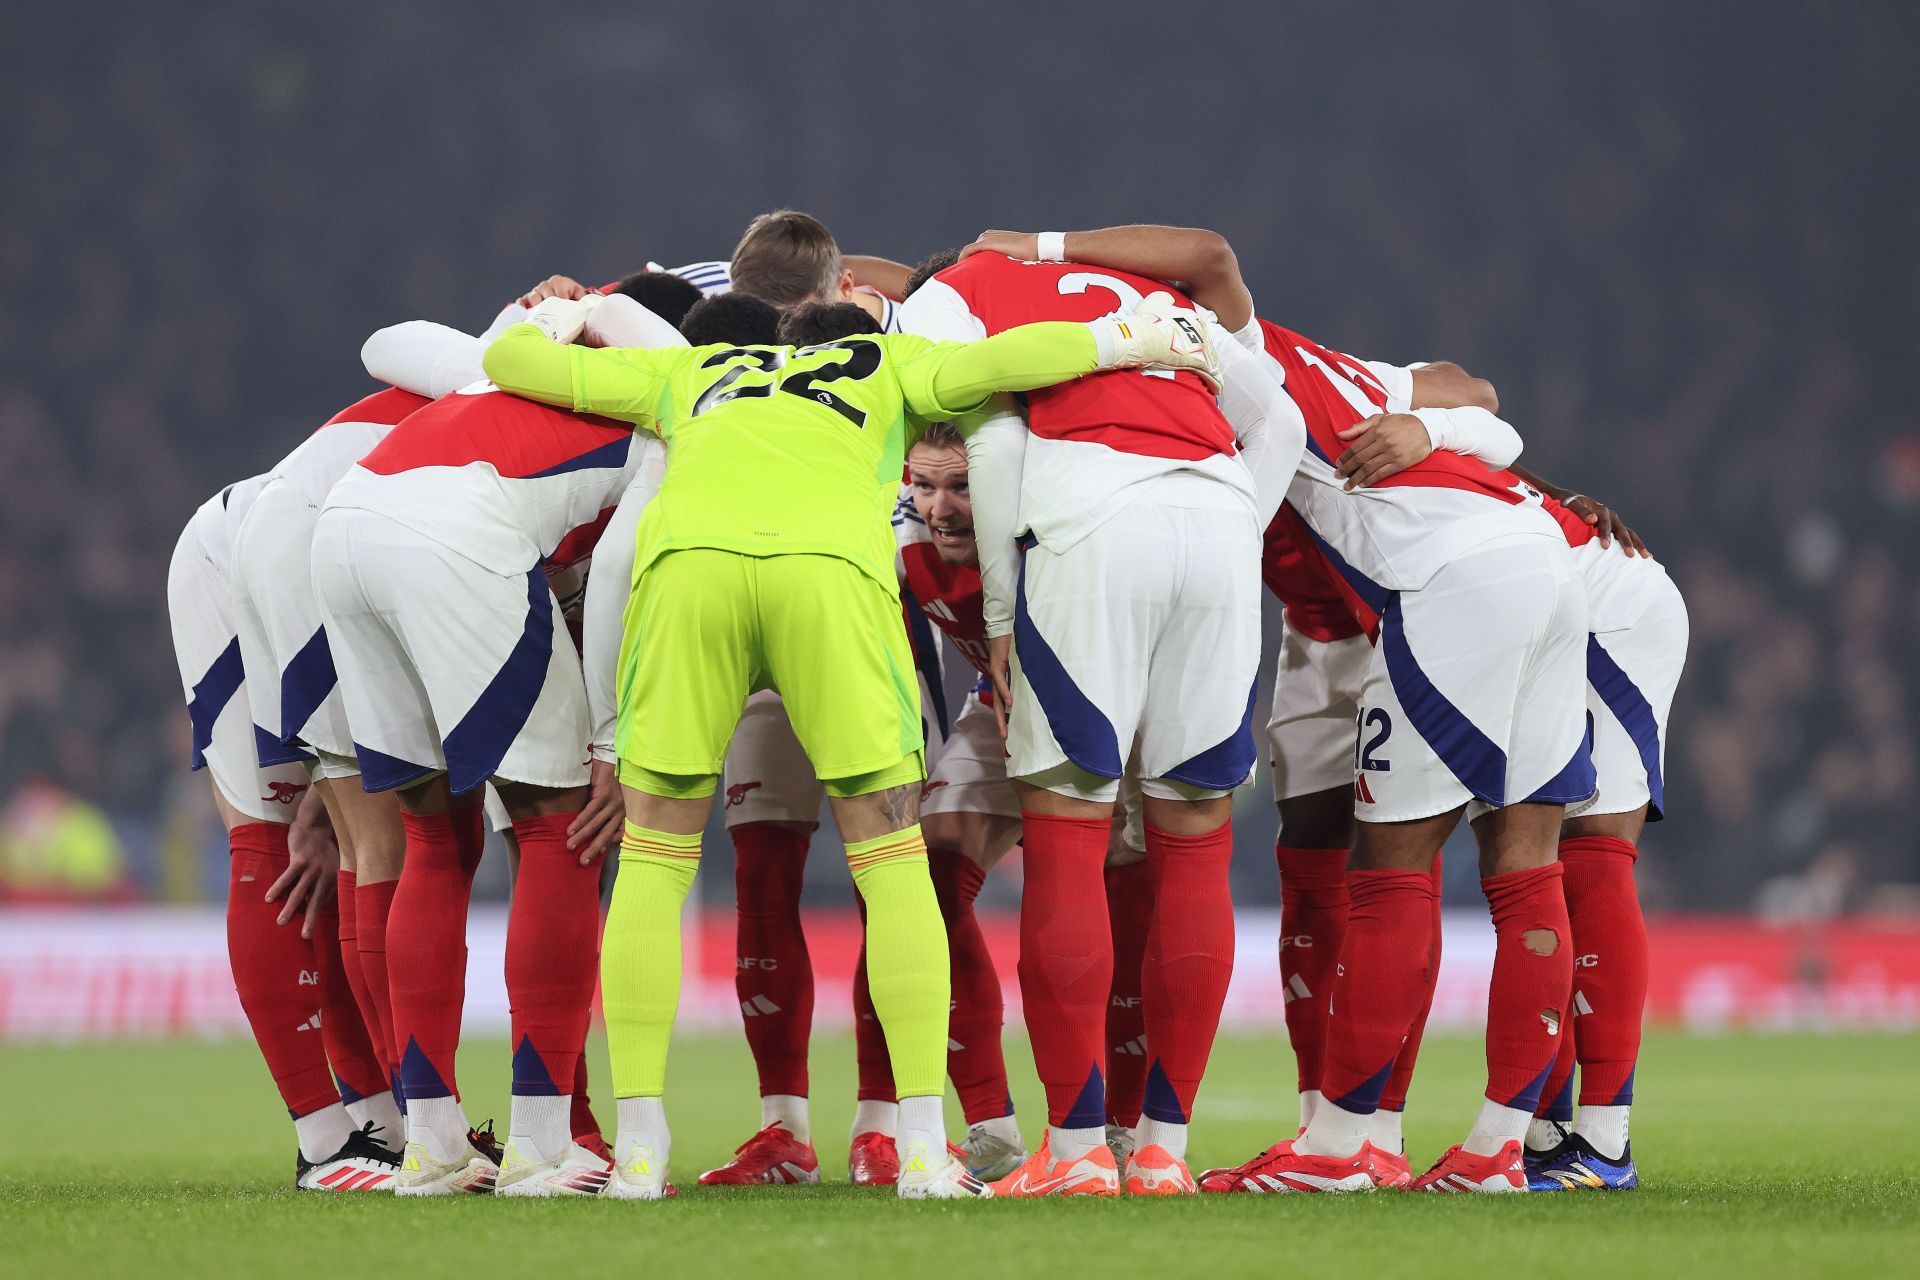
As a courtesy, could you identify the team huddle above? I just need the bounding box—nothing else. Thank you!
[167,212,1686,1200]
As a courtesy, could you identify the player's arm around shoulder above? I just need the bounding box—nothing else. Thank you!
[892,323,1105,421]
[962,224,1256,333]
[483,311,686,432]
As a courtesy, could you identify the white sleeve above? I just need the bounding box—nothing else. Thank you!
[581,439,667,761]
[360,321,490,399]
[903,277,1020,633]
[1227,313,1264,352]
[1360,359,1417,413]
[896,278,988,342]
[1410,406,1524,468]
[587,293,689,349]
[961,399,1028,638]
[1215,334,1306,528]
[479,303,529,342]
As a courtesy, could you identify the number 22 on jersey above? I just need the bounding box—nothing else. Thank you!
[692,339,883,425]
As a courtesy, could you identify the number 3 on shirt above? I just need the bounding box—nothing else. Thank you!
[1056,272,1175,382]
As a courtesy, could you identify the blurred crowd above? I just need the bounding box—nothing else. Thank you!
[2,3,1915,910]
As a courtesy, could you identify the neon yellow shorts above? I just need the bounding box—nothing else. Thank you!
[616,549,926,795]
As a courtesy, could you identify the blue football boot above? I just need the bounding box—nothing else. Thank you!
[1526,1133,1639,1191]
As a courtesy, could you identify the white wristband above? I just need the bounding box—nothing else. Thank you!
[1036,231,1068,262]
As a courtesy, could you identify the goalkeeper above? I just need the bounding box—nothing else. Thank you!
[482,293,1217,1201]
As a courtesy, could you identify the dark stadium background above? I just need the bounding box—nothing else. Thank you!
[3,0,1916,918]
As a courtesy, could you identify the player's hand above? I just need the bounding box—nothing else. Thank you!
[268,789,340,939]
[524,294,602,345]
[568,759,624,865]
[516,274,592,308]
[1094,292,1221,392]
[987,634,1014,741]
[1334,413,1432,490]
[961,231,1038,262]
[1562,494,1649,557]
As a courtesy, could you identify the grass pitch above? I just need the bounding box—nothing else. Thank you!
[3,1030,1914,1279]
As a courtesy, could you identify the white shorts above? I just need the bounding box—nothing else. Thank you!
[921,691,1019,819]
[1585,575,1688,818]
[1267,626,1373,802]
[1009,478,1262,801]
[167,492,311,823]
[311,507,590,795]
[1355,534,1592,823]
[720,692,825,828]
[231,480,356,763]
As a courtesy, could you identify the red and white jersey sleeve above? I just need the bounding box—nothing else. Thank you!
[323,382,643,579]
[900,253,1259,555]
[1266,318,1560,619]
[264,386,429,507]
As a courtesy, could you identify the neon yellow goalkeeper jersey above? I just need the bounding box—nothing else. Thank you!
[483,323,1099,590]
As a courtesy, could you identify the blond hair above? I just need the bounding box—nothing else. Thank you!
[730,209,842,307]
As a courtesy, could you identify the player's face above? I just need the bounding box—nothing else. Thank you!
[908,444,973,567]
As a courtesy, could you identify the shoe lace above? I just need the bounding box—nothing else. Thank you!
[1238,1141,1293,1175]
[964,1123,1005,1154]
[339,1122,401,1167]
[467,1120,504,1165]
[733,1124,794,1163]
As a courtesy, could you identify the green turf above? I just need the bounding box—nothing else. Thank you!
[2,1030,1914,1278]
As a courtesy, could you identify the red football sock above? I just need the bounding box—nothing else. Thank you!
[731,822,814,1099]
[1016,812,1113,1128]
[1139,820,1236,1124]
[1535,1016,1577,1122]
[388,805,485,1100]
[225,823,336,1117]
[1379,851,1444,1113]
[332,870,393,1084]
[310,895,388,1103]
[931,847,1011,1124]
[506,813,600,1100]
[1102,856,1153,1128]
[1318,869,1439,1113]
[851,899,896,1104]
[355,876,401,1096]
[1482,863,1574,1111]
[570,1054,603,1144]
[1275,844,1350,1097]
[1560,835,1648,1107]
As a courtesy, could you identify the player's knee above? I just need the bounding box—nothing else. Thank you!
[1140,779,1233,836]
[1014,764,1116,816]
[919,810,965,853]
[618,762,718,801]
[1561,807,1647,843]
[822,753,925,802]
[1277,786,1356,850]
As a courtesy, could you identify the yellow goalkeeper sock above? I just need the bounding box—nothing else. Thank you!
[846,825,950,1099]
[602,821,701,1099]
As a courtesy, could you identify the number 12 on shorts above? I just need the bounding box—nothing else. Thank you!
[1355,706,1392,772]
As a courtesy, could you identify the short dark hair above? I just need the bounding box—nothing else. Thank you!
[607,270,703,330]
[731,210,843,307]
[777,301,881,347]
[904,249,962,298]
[680,293,781,347]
